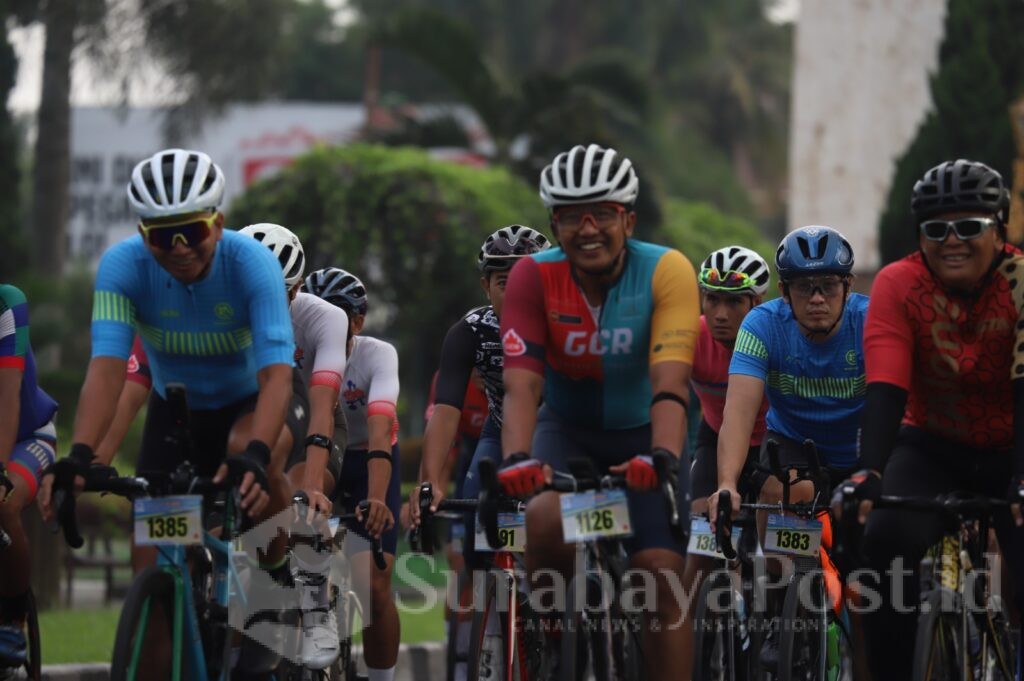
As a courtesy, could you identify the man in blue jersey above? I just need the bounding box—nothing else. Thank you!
[40,148,303,671]
[708,225,868,670]
[0,284,58,666]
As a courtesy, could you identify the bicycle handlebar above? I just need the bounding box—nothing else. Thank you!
[410,482,516,555]
[291,492,386,571]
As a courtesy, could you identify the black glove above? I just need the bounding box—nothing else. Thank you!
[1010,477,1024,505]
[834,469,882,506]
[224,440,270,491]
[0,462,13,499]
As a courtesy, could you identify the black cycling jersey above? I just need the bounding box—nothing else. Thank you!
[434,305,505,427]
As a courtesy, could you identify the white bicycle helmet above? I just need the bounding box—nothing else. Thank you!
[539,144,639,208]
[128,148,225,218]
[478,225,551,272]
[239,223,306,288]
[699,246,771,296]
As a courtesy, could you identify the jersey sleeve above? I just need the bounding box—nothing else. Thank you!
[125,335,152,389]
[864,263,914,389]
[239,240,296,370]
[501,257,548,374]
[650,249,700,365]
[366,341,400,411]
[309,303,348,391]
[0,284,29,370]
[91,241,141,360]
[433,319,477,410]
[729,307,771,380]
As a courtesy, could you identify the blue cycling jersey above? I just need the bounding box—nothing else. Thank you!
[91,231,295,409]
[0,284,58,441]
[729,294,868,468]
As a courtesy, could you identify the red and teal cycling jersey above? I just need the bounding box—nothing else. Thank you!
[865,246,1024,450]
[501,239,700,429]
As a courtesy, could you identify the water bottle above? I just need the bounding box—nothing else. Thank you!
[826,621,840,681]
[733,589,750,652]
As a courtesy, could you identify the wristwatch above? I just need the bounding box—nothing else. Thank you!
[304,434,333,451]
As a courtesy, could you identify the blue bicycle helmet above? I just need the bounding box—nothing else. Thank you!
[775,226,854,281]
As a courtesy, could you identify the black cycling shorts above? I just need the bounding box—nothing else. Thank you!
[690,418,760,501]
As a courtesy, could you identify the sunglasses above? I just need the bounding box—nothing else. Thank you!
[553,202,626,230]
[788,276,844,298]
[699,268,755,292]
[919,217,997,242]
[138,212,218,251]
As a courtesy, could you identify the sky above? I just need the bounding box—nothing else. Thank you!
[8,0,799,113]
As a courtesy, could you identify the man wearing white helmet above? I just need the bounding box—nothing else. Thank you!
[680,245,771,672]
[498,144,701,679]
[41,149,301,674]
[239,224,352,671]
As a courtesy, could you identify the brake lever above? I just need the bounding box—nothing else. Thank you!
[355,500,387,570]
[716,489,736,560]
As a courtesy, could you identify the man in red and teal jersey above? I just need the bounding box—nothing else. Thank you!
[499,143,701,680]
[844,159,1024,681]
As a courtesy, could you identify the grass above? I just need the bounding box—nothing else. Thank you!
[38,594,447,664]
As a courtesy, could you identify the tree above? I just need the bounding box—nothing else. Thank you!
[228,144,549,432]
[0,0,29,276]
[878,0,1024,263]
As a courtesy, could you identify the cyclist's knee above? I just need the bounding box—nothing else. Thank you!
[525,491,564,548]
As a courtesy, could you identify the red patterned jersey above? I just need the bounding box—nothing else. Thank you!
[864,246,1024,450]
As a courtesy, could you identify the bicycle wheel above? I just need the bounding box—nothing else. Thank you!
[447,568,473,681]
[912,590,964,681]
[22,589,40,681]
[560,571,591,681]
[333,588,366,681]
[468,570,514,681]
[778,571,826,681]
[110,566,179,681]
[693,570,743,681]
[981,594,1018,681]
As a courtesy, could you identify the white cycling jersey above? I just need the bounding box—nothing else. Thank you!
[340,335,399,449]
[290,291,349,391]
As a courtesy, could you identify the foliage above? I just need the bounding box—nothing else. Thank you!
[228,144,548,430]
[878,0,1024,263]
[660,197,778,297]
[0,5,25,277]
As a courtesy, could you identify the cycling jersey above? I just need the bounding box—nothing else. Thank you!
[91,231,295,409]
[340,335,400,449]
[730,294,868,468]
[865,247,1024,450]
[290,291,348,391]
[433,305,503,426]
[0,284,58,442]
[501,240,700,429]
[125,336,152,390]
[691,315,767,446]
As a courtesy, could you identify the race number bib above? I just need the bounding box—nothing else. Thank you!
[764,514,822,557]
[134,495,203,546]
[688,516,743,558]
[560,489,632,543]
[473,512,526,553]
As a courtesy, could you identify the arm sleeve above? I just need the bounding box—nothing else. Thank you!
[240,241,296,370]
[1014,380,1024,478]
[650,249,700,365]
[125,335,152,390]
[433,320,477,410]
[864,265,914,389]
[90,242,140,360]
[729,309,771,380]
[310,304,348,390]
[500,257,548,374]
[0,285,28,370]
[366,341,400,409]
[858,382,908,473]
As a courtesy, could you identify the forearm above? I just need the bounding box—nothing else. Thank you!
[501,369,543,458]
[859,381,908,474]
[1013,380,1024,478]
[419,405,461,484]
[649,361,690,456]
[716,375,764,490]
[249,364,292,448]
[366,413,392,500]
[0,370,22,464]
[95,381,150,465]
[301,385,339,490]
[71,357,128,450]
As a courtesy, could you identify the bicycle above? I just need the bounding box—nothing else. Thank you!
[0,528,41,681]
[477,452,685,681]
[715,439,856,681]
[838,490,1020,681]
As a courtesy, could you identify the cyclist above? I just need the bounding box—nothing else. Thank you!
[499,143,700,680]
[0,284,58,666]
[843,159,1024,681]
[240,223,351,671]
[38,148,303,673]
[304,266,400,681]
[708,225,868,668]
[678,245,771,672]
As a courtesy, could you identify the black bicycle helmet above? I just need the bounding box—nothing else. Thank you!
[478,225,551,273]
[911,159,1010,224]
[304,267,368,316]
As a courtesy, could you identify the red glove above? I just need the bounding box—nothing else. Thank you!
[497,453,545,497]
[624,455,658,491]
